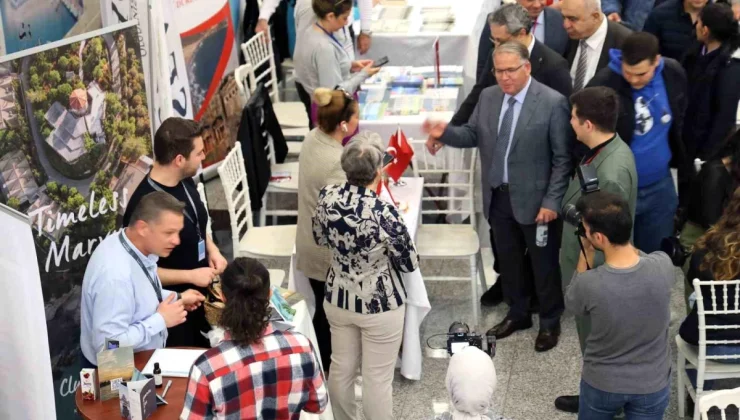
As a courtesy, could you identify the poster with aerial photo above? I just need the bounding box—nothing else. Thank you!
[0,20,152,418]
[0,0,103,56]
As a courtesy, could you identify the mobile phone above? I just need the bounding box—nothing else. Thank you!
[373,56,390,67]
[383,152,395,167]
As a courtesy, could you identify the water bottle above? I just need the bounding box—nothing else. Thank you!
[536,223,548,247]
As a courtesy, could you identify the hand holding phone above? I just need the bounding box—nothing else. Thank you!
[373,56,390,67]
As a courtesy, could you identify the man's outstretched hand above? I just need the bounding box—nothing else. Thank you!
[422,120,448,155]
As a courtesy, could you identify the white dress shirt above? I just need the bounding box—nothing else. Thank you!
[498,76,533,183]
[533,11,545,44]
[527,33,535,55]
[570,15,608,87]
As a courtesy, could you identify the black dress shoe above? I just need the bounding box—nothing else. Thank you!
[480,280,504,307]
[554,395,579,413]
[535,325,561,352]
[486,317,533,339]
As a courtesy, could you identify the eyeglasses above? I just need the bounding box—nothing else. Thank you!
[493,64,525,77]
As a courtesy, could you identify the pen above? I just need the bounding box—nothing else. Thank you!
[161,380,173,399]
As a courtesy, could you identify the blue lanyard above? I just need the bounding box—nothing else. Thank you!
[315,23,349,56]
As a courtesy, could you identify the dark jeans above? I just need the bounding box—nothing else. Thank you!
[309,278,332,370]
[295,81,315,130]
[579,379,670,420]
[489,188,563,329]
[634,174,678,254]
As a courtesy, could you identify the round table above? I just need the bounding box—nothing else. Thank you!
[75,348,195,419]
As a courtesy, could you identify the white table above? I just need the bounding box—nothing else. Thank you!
[288,177,432,380]
[357,0,499,94]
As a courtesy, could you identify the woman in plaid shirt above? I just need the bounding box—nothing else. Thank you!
[180,258,328,420]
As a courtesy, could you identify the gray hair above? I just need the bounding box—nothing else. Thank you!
[341,131,384,187]
[488,3,532,35]
[493,41,530,63]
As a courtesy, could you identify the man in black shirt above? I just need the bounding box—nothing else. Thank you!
[123,117,228,347]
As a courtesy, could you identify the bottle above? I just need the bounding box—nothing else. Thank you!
[153,362,162,388]
[536,223,548,247]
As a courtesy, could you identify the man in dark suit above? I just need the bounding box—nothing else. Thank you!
[561,0,633,90]
[476,0,569,81]
[424,42,573,352]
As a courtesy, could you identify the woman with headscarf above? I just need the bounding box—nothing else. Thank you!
[434,346,512,420]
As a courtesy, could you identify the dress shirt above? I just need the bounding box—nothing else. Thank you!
[497,76,533,183]
[80,231,175,365]
[527,33,535,55]
[261,0,372,35]
[533,11,546,44]
[570,15,609,87]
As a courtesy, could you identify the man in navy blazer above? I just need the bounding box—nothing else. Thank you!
[476,1,569,81]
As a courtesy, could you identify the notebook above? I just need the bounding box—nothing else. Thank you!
[141,349,206,378]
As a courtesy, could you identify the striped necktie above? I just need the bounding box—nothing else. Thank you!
[489,97,518,188]
[573,40,589,91]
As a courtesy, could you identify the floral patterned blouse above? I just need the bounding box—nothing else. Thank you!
[312,182,419,314]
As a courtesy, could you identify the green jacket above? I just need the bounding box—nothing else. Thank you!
[560,136,638,290]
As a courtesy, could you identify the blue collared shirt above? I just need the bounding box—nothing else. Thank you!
[80,231,175,365]
[533,12,545,44]
[497,76,533,183]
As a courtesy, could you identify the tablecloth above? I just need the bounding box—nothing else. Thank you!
[288,177,432,380]
[356,0,500,94]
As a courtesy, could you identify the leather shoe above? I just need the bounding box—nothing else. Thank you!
[486,317,532,339]
[554,395,579,413]
[535,325,561,352]
[480,281,504,307]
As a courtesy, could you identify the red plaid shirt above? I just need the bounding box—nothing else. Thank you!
[180,325,328,420]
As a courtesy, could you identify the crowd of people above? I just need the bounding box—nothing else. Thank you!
[75,0,740,419]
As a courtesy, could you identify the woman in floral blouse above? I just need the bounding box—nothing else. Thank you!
[312,132,419,420]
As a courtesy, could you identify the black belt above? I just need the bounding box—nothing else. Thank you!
[493,184,509,192]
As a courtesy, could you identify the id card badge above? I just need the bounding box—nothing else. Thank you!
[198,239,206,261]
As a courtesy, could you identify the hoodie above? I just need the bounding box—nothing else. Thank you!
[608,49,672,188]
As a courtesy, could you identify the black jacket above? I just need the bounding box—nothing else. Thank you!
[564,20,633,72]
[453,39,572,126]
[587,57,693,203]
[237,84,288,211]
[686,159,735,229]
[644,0,696,61]
[681,42,740,160]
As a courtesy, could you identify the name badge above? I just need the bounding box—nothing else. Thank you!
[198,239,206,261]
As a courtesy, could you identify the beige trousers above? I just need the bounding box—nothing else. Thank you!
[324,301,405,420]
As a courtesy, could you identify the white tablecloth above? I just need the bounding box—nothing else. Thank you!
[288,177,431,380]
[357,0,499,94]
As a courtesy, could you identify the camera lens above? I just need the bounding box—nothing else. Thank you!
[563,204,581,227]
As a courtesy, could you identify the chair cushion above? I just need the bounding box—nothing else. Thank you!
[239,225,297,258]
[676,336,740,373]
[268,269,286,288]
[269,162,299,191]
[416,225,480,257]
[274,102,309,128]
[286,141,303,156]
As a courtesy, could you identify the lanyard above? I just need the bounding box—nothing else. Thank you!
[119,233,163,303]
[146,176,202,240]
[315,23,349,57]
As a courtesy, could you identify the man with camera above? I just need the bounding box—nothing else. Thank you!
[554,87,638,413]
[564,191,674,419]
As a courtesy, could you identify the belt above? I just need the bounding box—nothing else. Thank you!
[493,184,509,192]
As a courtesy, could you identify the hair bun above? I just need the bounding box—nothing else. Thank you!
[313,87,334,107]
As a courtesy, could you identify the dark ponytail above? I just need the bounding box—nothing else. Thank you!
[700,3,740,52]
[219,257,271,346]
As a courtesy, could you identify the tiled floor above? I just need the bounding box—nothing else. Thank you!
[202,177,737,420]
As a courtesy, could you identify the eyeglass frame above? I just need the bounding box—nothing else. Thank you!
[492,63,525,77]
[333,85,355,118]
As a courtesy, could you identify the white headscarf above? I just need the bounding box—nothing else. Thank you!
[445,346,497,420]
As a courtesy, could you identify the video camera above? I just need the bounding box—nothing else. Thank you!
[446,322,496,357]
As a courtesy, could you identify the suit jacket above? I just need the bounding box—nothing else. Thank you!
[559,136,638,289]
[440,79,573,225]
[475,7,569,81]
[452,39,572,126]
[564,20,633,74]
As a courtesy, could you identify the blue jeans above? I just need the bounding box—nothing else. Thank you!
[579,379,670,420]
[634,175,678,254]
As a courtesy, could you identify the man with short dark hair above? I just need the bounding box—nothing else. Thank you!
[565,191,674,419]
[587,32,691,254]
[553,86,638,413]
[425,41,572,352]
[80,192,205,367]
[123,117,228,348]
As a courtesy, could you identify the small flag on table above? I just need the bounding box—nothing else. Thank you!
[385,126,414,182]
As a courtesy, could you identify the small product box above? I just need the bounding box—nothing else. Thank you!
[80,368,98,401]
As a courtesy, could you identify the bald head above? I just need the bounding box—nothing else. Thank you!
[561,0,604,40]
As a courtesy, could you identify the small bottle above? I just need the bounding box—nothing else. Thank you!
[536,223,548,247]
[153,362,162,388]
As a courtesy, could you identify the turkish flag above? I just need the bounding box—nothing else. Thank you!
[385,127,414,182]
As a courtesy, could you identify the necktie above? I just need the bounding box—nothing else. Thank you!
[573,40,589,91]
[490,97,518,188]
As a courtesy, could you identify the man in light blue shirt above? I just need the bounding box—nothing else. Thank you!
[80,191,205,366]
[496,76,532,184]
